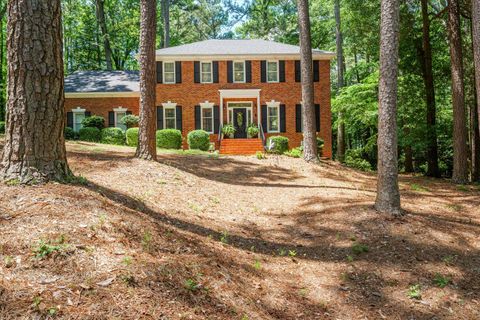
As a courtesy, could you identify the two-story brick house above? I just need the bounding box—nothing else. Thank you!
[65,39,334,157]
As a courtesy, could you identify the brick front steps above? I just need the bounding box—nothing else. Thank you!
[219,138,264,155]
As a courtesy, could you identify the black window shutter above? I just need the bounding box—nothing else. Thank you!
[176,105,182,131]
[279,60,286,82]
[66,112,73,128]
[213,61,219,83]
[245,61,252,83]
[315,104,320,132]
[313,60,320,82]
[157,106,164,130]
[85,111,91,117]
[213,105,220,133]
[126,111,132,115]
[227,61,233,83]
[108,111,115,127]
[194,105,201,130]
[261,105,268,133]
[175,61,182,83]
[295,60,301,82]
[280,104,286,133]
[156,62,163,83]
[295,104,302,132]
[260,60,267,83]
[194,61,200,83]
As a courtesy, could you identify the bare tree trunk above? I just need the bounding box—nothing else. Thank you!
[471,97,480,180]
[375,0,402,216]
[420,0,440,177]
[95,0,113,70]
[0,2,7,121]
[161,0,170,48]
[447,0,468,184]
[296,0,318,162]
[473,0,480,180]
[136,0,157,160]
[1,0,70,184]
[335,0,345,162]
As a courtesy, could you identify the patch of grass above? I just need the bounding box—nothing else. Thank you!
[32,296,42,310]
[122,256,133,266]
[346,255,354,263]
[33,239,68,259]
[407,284,422,299]
[442,255,455,265]
[457,184,470,192]
[220,231,229,244]
[253,259,261,270]
[278,248,287,256]
[47,307,58,316]
[256,151,266,160]
[288,250,297,257]
[5,178,20,186]
[351,243,369,255]
[433,273,450,288]
[410,183,429,192]
[184,278,201,292]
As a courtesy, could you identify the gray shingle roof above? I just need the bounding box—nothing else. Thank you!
[156,39,334,58]
[64,71,139,93]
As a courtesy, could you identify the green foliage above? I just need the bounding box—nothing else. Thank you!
[266,136,289,154]
[344,149,373,171]
[184,278,201,292]
[222,124,236,137]
[187,130,210,151]
[81,115,104,130]
[433,274,450,288]
[247,123,259,138]
[220,231,229,244]
[0,121,5,134]
[101,127,125,145]
[284,147,302,158]
[156,129,182,149]
[407,284,422,300]
[256,151,266,160]
[64,127,77,140]
[125,128,139,147]
[33,239,67,259]
[121,114,139,128]
[351,243,369,255]
[79,127,101,142]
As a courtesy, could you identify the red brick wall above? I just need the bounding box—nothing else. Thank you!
[64,60,332,158]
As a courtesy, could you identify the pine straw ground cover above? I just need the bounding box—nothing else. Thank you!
[0,140,479,319]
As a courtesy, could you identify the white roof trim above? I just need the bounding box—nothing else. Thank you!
[162,101,177,108]
[65,92,140,98]
[113,107,128,112]
[156,53,334,61]
[219,89,261,99]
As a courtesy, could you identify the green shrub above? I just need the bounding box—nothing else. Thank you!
[284,147,302,158]
[317,138,325,156]
[81,115,104,130]
[101,127,125,145]
[187,130,210,151]
[64,127,77,140]
[121,115,139,128]
[78,127,101,142]
[156,129,182,149]
[247,124,259,138]
[266,136,289,154]
[126,128,139,147]
[0,121,5,134]
[345,149,372,171]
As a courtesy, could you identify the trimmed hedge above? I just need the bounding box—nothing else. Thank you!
[81,115,105,130]
[126,128,139,147]
[187,130,210,151]
[79,127,101,142]
[101,127,125,145]
[156,129,182,149]
[64,127,76,140]
[266,136,289,154]
[0,121,5,134]
[121,115,139,128]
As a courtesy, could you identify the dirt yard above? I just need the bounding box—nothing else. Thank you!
[1,141,479,319]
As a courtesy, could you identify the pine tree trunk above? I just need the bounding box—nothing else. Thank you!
[420,0,440,177]
[136,0,157,160]
[162,0,170,48]
[95,0,113,70]
[335,0,345,163]
[1,0,70,184]
[296,0,318,162]
[375,0,402,216]
[473,0,480,180]
[470,98,480,180]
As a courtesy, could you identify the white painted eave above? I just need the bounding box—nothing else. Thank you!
[65,92,140,98]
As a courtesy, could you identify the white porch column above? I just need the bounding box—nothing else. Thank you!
[220,91,224,129]
[257,92,261,127]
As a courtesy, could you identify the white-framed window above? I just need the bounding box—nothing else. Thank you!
[114,107,128,131]
[267,61,279,82]
[201,62,213,83]
[200,102,214,133]
[233,61,245,83]
[72,107,86,132]
[163,61,175,84]
[266,101,280,133]
[162,101,177,129]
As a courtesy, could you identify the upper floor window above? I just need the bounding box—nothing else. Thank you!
[267,61,279,82]
[163,61,175,84]
[201,62,213,83]
[233,61,245,83]
[267,101,280,133]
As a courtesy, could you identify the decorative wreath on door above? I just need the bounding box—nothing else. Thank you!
[237,113,244,126]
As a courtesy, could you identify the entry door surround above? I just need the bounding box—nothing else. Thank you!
[219,89,261,128]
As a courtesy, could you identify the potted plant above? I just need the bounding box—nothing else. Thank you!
[222,124,236,138]
[247,123,259,138]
